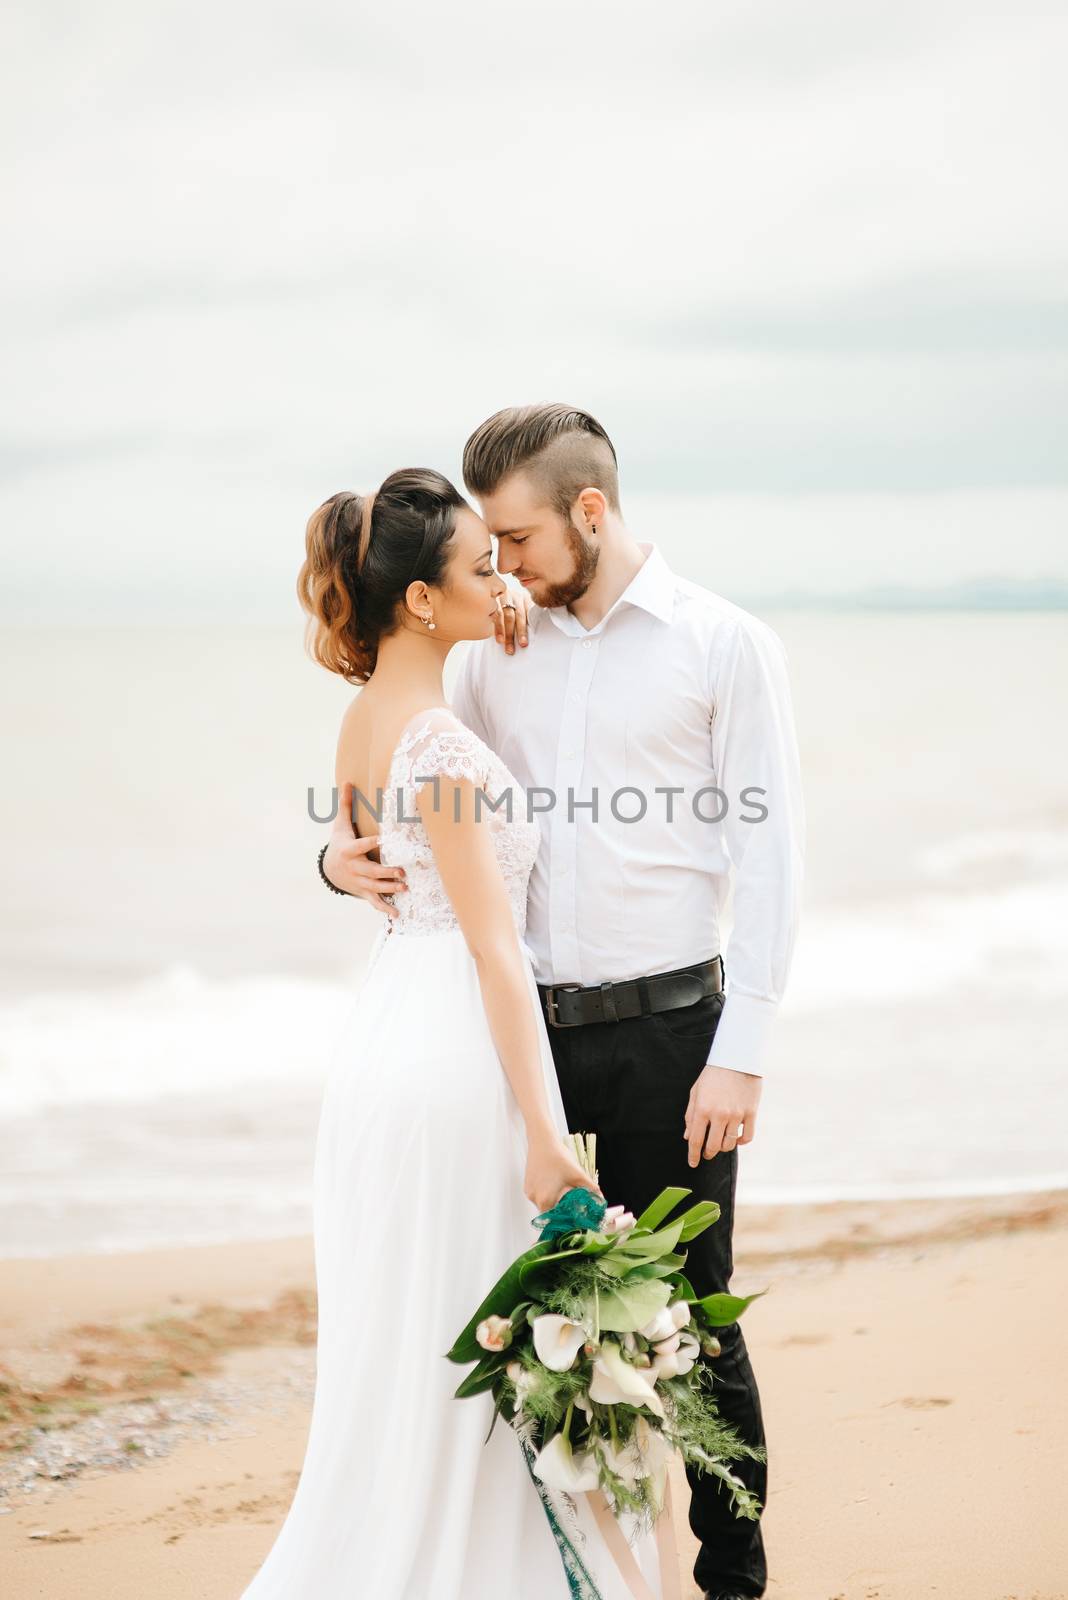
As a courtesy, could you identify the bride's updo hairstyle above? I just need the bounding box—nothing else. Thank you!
[297,467,466,684]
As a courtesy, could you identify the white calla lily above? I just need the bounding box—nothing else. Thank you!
[505,1360,537,1415]
[613,1417,671,1514]
[669,1299,692,1330]
[650,1350,678,1379]
[531,1313,587,1372]
[651,1331,681,1358]
[531,1430,600,1493]
[674,1329,701,1375]
[651,1328,701,1380]
[588,1338,665,1418]
[639,1306,677,1343]
[599,1413,671,1507]
[599,1430,645,1486]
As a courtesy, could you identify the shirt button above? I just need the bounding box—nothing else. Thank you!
[582,640,593,650]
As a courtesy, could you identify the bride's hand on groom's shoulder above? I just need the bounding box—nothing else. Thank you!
[684,1064,762,1167]
[323,781,409,916]
[524,1127,605,1215]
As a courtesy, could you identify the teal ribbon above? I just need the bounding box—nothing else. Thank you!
[516,1428,604,1599]
[533,1186,607,1241]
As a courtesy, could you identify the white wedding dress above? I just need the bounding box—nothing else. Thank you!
[239,707,663,1600]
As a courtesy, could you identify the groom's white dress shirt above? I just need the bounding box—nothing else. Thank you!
[450,541,805,1078]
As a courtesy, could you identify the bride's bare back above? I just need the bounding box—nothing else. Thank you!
[334,688,452,847]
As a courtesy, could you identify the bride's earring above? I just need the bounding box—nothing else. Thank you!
[422,612,436,631]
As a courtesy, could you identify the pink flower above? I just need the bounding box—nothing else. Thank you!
[600,1205,637,1236]
[475,1314,513,1352]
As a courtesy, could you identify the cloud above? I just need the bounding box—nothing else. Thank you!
[1,0,1065,615]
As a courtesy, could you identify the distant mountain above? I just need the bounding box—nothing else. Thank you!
[741,577,1068,611]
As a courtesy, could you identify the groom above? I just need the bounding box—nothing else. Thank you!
[324,404,804,1600]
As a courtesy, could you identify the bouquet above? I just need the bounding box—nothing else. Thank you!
[446,1133,768,1543]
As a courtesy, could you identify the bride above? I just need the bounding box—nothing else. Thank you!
[238,468,666,1599]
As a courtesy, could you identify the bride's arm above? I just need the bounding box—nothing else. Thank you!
[418,774,602,1210]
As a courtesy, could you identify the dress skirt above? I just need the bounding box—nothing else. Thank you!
[238,923,663,1600]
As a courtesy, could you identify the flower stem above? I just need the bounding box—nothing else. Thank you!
[568,1130,599,1184]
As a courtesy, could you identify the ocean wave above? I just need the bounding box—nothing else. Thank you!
[0,965,354,1116]
[784,876,1068,1012]
[918,824,1068,885]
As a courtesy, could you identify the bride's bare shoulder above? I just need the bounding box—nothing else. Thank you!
[335,694,475,787]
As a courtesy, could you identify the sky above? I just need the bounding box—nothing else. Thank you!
[2,0,1066,621]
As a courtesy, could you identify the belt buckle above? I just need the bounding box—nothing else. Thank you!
[545,984,584,1028]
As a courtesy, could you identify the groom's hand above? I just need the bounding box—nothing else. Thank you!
[684,1065,762,1165]
[492,587,531,654]
[323,780,408,916]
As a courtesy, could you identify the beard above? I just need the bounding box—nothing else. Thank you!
[529,519,600,609]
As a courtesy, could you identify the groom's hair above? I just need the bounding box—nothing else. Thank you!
[462,404,621,516]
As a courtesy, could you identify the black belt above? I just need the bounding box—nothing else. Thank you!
[538,955,723,1029]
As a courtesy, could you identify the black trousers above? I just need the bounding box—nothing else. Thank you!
[539,979,768,1600]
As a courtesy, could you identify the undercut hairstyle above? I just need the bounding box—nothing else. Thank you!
[462,404,621,517]
[297,467,465,684]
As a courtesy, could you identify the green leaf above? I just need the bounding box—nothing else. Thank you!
[447,1240,557,1363]
[517,1245,585,1289]
[670,1272,698,1302]
[606,1219,685,1262]
[696,1287,770,1326]
[595,1276,672,1332]
[483,1388,507,1444]
[688,1447,765,1519]
[622,1254,688,1283]
[634,1186,692,1233]
[673,1201,722,1242]
[517,1233,617,1295]
[580,1233,621,1257]
[590,1255,630,1279]
[453,1353,507,1399]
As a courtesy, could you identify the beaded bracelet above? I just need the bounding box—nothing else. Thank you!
[317,841,352,896]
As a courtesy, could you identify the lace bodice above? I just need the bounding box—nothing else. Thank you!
[376,709,540,940]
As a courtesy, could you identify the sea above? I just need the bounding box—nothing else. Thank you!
[2,611,1066,1256]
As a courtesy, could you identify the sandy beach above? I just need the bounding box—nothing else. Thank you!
[2,1187,1065,1600]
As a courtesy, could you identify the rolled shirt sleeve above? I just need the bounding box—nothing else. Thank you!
[705,615,805,1077]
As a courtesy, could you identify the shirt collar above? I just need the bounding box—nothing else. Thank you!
[540,541,676,637]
